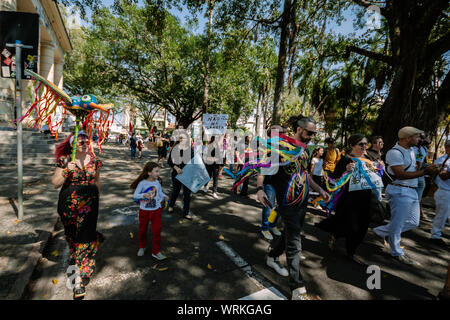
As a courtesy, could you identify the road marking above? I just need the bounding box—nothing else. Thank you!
[216,241,287,300]
[239,287,286,300]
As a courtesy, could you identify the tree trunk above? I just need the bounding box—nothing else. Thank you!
[271,0,292,125]
[255,87,263,137]
[351,0,449,151]
[202,0,214,114]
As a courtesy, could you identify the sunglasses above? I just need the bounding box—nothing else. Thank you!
[305,130,317,136]
[358,142,368,147]
[78,140,88,146]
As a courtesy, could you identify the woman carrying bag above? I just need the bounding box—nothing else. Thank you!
[316,134,384,264]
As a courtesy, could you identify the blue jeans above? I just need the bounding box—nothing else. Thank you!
[130,147,136,158]
[269,203,307,291]
[261,184,280,231]
[169,175,192,216]
[415,176,426,201]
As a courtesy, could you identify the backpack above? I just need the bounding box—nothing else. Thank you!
[384,147,412,185]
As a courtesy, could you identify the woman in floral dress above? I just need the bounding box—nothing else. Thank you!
[51,131,104,300]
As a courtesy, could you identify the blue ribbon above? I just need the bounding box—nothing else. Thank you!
[350,157,377,190]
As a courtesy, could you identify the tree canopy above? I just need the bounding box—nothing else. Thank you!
[62,0,449,150]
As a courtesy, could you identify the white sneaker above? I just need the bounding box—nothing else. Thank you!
[261,230,273,241]
[270,226,281,236]
[266,256,288,277]
[152,252,167,260]
[212,192,219,199]
[168,207,174,213]
[137,248,145,256]
[291,287,310,300]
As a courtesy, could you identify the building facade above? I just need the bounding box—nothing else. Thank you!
[0,0,71,126]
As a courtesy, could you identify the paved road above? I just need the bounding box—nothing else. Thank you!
[22,144,449,300]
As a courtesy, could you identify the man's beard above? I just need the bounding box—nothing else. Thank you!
[301,137,311,144]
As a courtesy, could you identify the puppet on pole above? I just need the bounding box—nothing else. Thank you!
[16,69,114,160]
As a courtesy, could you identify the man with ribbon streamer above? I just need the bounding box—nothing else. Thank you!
[255,116,330,300]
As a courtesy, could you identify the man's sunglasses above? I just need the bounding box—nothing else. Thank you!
[305,130,317,136]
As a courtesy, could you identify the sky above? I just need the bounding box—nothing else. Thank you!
[77,0,368,36]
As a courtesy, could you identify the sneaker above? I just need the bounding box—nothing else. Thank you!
[168,207,174,213]
[137,248,145,256]
[270,226,281,236]
[430,238,448,248]
[73,285,86,300]
[392,254,414,265]
[218,174,223,178]
[212,192,219,199]
[291,287,310,300]
[152,252,167,260]
[184,213,193,220]
[266,256,288,276]
[261,230,273,241]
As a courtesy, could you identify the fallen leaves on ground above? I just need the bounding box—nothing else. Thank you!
[158,267,168,272]
[52,279,58,285]
[207,264,213,270]
[129,232,134,239]
[178,220,183,224]
[219,235,225,240]
[207,226,214,230]
[13,220,20,224]
[51,250,59,257]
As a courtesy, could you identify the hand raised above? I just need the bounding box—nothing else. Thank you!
[67,162,76,171]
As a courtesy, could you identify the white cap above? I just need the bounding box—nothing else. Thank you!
[398,126,424,139]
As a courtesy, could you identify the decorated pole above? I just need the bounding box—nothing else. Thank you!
[7,40,33,220]
[71,119,80,162]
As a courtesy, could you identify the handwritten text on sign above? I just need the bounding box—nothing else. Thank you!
[202,114,228,134]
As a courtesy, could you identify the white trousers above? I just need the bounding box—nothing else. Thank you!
[373,185,420,257]
[431,188,450,239]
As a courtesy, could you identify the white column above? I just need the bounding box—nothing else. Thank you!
[0,0,17,122]
[54,58,64,89]
[39,41,55,83]
[0,0,17,11]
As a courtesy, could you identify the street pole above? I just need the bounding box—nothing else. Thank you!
[7,40,33,220]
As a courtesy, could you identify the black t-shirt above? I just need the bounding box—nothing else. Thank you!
[168,146,195,177]
[162,133,170,148]
[130,137,137,148]
[264,142,311,207]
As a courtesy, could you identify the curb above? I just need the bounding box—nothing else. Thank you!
[5,216,59,300]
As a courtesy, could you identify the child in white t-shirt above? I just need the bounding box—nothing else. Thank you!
[131,162,168,260]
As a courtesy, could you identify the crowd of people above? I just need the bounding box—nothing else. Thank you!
[51,116,449,300]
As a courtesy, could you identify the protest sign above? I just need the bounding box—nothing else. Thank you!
[202,114,228,135]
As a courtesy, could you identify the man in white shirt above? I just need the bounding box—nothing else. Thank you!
[430,140,450,247]
[373,127,439,265]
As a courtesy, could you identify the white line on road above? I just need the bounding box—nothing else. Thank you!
[215,241,287,300]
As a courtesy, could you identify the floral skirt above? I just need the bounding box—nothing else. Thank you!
[58,184,103,280]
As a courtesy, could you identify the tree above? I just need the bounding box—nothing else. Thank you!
[346,0,450,149]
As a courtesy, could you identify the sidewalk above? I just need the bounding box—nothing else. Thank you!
[1,143,449,300]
